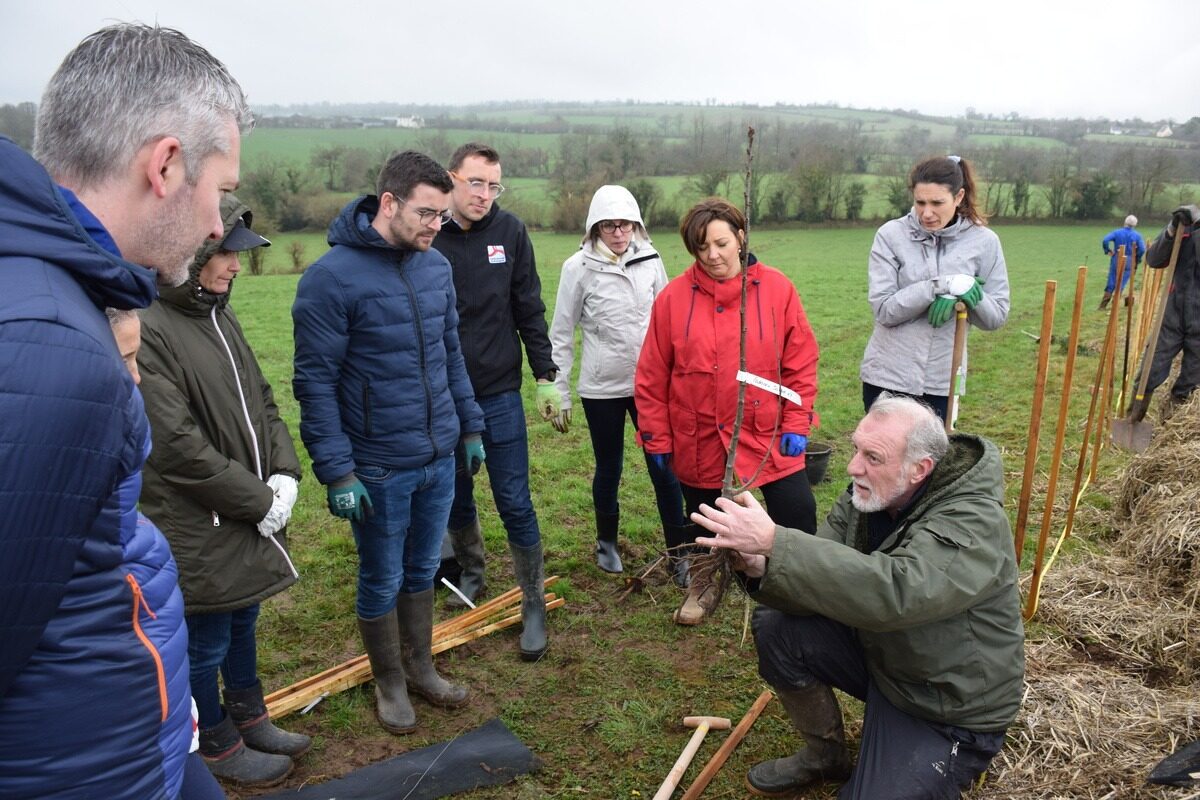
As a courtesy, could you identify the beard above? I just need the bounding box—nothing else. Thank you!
[133,182,203,287]
[850,465,912,514]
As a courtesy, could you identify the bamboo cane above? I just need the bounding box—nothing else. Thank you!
[1013,281,1057,560]
[679,690,774,800]
[944,302,968,434]
[1024,266,1087,621]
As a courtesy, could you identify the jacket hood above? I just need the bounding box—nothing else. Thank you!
[159,194,258,313]
[914,433,1004,511]
[902,209,973,245]
[328,195,406,252]
[0,136,157,310]
[583,185,648,244]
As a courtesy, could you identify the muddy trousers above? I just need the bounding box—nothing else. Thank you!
[753,607,1006,799]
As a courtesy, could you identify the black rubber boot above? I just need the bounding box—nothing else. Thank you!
[199,710,293,788]
[510,541,547,661]
[395,589,469,708]
[445,519,487,606]
[357,611,416,734]
[595,510,623,574]
[663,523,694,588]
[224,679,312,758]
[746,684,852,796]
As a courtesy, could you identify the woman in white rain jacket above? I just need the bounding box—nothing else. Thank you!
[549,185,689,578]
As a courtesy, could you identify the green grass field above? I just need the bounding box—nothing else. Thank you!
[222,223,1136,798]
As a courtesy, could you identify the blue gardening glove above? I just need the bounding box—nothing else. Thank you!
[327,475,372,522]
[535,379,560,421]
[780,433,808,457]
[928,295,957,328]
[648,452,671,471]
[462,434,486,476]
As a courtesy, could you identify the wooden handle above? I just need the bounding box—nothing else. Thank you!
[680,691,773,800]
[653,725,713,800]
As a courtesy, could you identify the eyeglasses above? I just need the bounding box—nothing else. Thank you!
[450,171,505,197]
[598,220,634,234]
[401,202,453,227]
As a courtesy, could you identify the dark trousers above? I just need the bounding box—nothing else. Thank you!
[679,468,817,537]
[863,381,949,422]
[753,607,1006,799]
[580,396,687,528]
[1137,303,1200,401]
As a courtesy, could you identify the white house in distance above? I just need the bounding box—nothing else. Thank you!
[382,115,424,129]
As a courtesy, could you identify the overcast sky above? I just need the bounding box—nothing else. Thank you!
[3,1,1197,121]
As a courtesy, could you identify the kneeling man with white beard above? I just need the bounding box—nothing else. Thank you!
[692,393,1024,799]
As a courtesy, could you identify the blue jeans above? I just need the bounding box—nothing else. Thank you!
[449,390,540,548]
[186,604,260,729]
[581,396,687,527]
[352,456,455,618]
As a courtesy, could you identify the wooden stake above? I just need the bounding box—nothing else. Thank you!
[679,690,774,800]
[1060,286,1123,542]
[1024,266,1087,621]
[1090,278,1124,480]
[945,301,968,433]
[1013,281,1057,559]
[1117,248,1140,416]
[1128,233,1183,411]
[265,579,561,719]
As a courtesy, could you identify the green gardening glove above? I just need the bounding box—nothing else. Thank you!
[943,274,984,310]
[327,474,372,522]
[462,434,486,476]
[535,378,560,421]
[928,295,957,328]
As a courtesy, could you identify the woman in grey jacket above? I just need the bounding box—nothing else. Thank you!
[549,185,689,576]
[859,156,1009,421]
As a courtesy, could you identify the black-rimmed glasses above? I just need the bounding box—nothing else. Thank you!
[598,220,634,234]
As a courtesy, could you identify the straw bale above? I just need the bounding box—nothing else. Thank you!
[1034,554,1198,684]
[972,638,1199,799]
[1114,392,1200,595]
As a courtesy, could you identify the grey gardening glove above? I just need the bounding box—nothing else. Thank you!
[1167,204,1200,236]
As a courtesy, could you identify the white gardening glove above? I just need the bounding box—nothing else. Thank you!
[257,474,299,537]
[943,274,976,296]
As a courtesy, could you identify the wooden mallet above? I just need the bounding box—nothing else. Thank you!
[652,715,732,800]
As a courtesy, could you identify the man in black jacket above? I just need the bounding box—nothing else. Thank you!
[433,143,559,661]
[1129,203,1200,421]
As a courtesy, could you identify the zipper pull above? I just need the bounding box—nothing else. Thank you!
[212,511,221,527]
[125,574,158,620]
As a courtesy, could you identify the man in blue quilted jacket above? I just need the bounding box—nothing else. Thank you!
[293,150,485,736]
[0,23,249,800]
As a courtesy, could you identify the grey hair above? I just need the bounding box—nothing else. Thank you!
[105,307,139,327]
[866,393,950,465]
[34,23,252,189]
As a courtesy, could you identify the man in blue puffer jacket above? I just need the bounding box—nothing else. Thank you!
[0,23,250,800]
[293,151,485,736]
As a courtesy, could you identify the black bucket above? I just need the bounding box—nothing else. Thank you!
[806,441,834,485]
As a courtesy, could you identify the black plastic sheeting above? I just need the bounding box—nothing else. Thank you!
[1149,739,1200,787]
[263,718,541,799]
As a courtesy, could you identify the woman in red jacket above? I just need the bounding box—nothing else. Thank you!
[635,198,819,625]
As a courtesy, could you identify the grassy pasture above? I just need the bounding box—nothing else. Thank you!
[226,222,1137,797]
